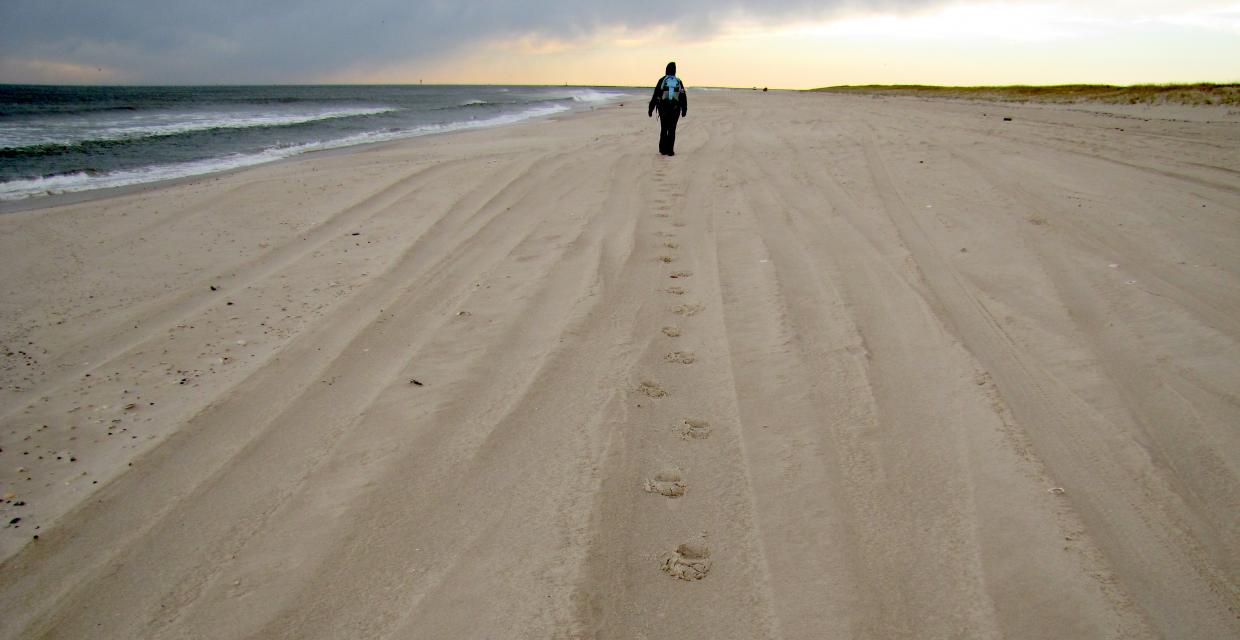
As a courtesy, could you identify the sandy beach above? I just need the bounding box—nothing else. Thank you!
[1,89,1238,638]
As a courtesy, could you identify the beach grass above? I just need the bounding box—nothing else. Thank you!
[809,83,1240,106]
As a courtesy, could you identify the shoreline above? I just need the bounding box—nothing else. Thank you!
[0,107,594,215]
[0,86,638,212]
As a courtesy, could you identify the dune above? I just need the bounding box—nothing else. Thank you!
[1,89,1238,639]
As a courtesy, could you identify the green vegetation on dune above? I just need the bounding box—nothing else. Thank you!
[809,83,1240,106]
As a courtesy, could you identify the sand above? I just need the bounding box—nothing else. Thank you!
[1,90,1238,639]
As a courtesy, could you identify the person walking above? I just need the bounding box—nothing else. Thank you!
[648,62,688,156]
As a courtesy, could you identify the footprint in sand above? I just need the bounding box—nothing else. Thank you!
[655,213,671,218]
[680,419,712,440]
[672,222,687,228]
[669,271,692,279]
[663,286,686,295]
[659,255,676,263]
[663,241,680,249]
[662,326,682,337]
[662,542,712,581]
[665,351,696,365]
[644,469,686,497]
[674,303,704,316]
[639,380,667,398]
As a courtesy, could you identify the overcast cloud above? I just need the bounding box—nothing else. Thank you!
[4,1,1237,84]
[1,0,942,83]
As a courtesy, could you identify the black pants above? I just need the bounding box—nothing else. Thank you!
[658,104,681,155]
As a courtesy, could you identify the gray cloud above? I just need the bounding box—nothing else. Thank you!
[2,1,939,83]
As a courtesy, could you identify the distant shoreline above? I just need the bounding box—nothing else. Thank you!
[810,83,1240,106]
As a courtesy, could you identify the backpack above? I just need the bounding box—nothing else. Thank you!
[662,76,682,103]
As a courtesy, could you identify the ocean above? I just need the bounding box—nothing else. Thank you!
[0,84,637,201]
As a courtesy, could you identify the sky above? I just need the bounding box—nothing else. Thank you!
[2,1,1238,88]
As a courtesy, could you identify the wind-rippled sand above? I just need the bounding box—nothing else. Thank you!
[1,90,1238,639]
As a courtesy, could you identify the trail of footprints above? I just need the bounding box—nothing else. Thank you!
[639,195,714,582]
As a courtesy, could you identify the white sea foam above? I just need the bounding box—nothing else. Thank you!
[538,88,630,105]
[568,89,619,103]
[0,104,569,200]
[0,106,400,150]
